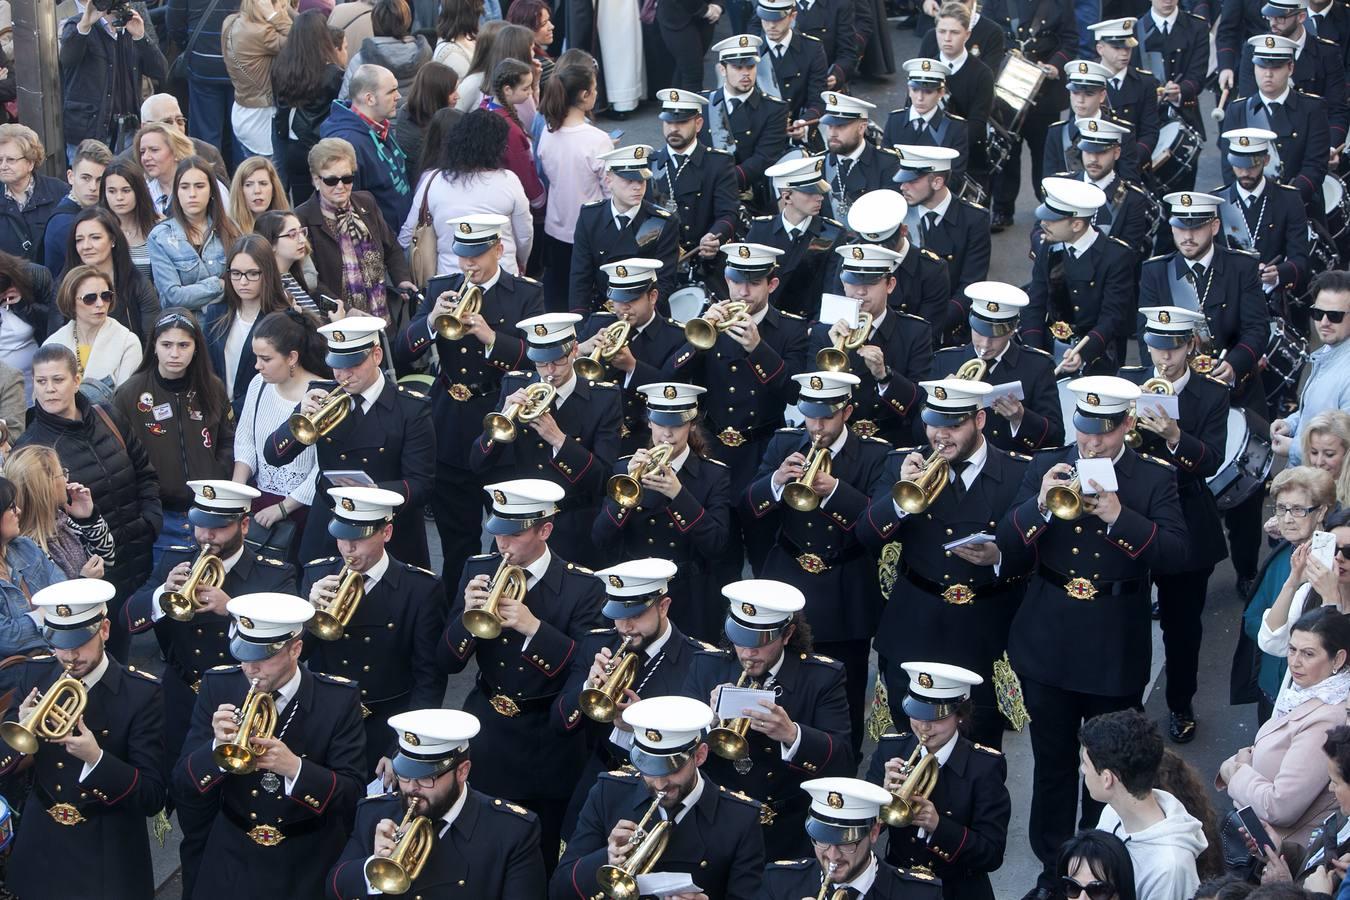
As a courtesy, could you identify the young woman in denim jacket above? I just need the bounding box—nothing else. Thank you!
[146,156,242,314]
[0,475,66,659]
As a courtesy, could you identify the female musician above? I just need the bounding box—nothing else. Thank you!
[591,382,731,643]
[5,444,114,580]
[205,235,293,413]
[865,662,1009,900]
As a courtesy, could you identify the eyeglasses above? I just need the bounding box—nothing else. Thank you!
[1275,504,1317,518]
[1061,877,1115,900]
[0,156,25,168]
[279,226,309,241]
[811,838,863,852]
[1310,307,1348,323]
[396,774,438,789]
[78,290,114,305]
[228,269,263,283]
[319,174,356,186]
[156,115,188,129]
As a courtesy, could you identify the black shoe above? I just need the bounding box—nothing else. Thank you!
[1151,599,1160,620]
[991,211,1013,233]
[1236,575,1257,599]
[1169,711,1197,743]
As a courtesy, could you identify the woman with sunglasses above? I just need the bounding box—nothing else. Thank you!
[1056,830,1137,900]
[0,475,66,660]
[146,156,243,313]
[112,308,234,560]
[41,264,143,389]
[254,209,337,319]
[1219,607,1350,872]
[63,207,160,345]
[3,444,114,580]
[1243,467,1338,723]
[204,235,293,414]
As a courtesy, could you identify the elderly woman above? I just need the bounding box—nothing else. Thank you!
[0,124,70,261]
[1259,507,1350,665]
[134,122,199,216]
[1219,606,1350,870]
[1243,466,1338,721]
[0,475,66,658]
[4,444,114,580]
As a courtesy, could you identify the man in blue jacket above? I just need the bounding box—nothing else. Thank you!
[319,64,412,234]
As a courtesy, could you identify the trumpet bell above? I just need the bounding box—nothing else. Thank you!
[783,447,831,512]
[708,722,751,761]
[212,686,277,775]
[606,474,643,509]
[431,284,483,340]
[364,857,414,895]
[1046,479,1083,521]
[684,317,718,351]
[0,721,37,756]
[579,651,638,723]
[892,451,949,515]
[364,811,434,895]
[483,411,518,444]
[880,751,939,828]
[462,606,503,640]
[815,345,850,372]
[159,590,198,622]
[289,388,352,446]
[308,609,345,641]
[2,672,90,754]
[573,355,607,381]
[597,819,670,900]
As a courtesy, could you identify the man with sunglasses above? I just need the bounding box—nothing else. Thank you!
[327,708,547,898]
[553,695,765,900]
[760,777,944,898]
[1273,270,1350,462]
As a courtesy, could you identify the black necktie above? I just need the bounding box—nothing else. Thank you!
[1243,194,1259,229]
[836,157,853,181]
[615,214,630,231]
[1161,20,1170,35]
[1067,246,1078,259]
[1191,262,1205,282]
[775,43,786,58]
[727,97,740,116]
[914,117,927,133]
[920,211,937,243]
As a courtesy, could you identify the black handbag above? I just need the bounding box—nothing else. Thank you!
[245,514,296,559]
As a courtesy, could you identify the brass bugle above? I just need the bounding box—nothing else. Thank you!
[597,791,671,900]
[953,357,988,380]
[783,439,831,512]
[483,381,557,443]
[159,549,225,622]
[1124,377,1175,449]
[708,668,759,761]
[430,283,483,340]
[892,447,950,515]
[307,560,366,641]
[289,384,352,445]
[880,746,940,827]
[1046,471,1084,521]
[575,320,632,381]
[212,677,278,775]
[606,443,675,509]
[815,863,849,900]
[816,312,873,372]
[579,636,637,722]
[684,301,748,351]
[364,797,435,895]
[0,666,88,755]
[462,555,528,640]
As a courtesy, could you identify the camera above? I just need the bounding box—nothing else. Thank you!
[92,0,135,27]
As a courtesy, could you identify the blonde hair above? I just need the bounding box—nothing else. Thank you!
[135,122,195,163]
[4,445,65,554]
[308,137,357,175]
[0,124,44,165]
[1302,409,1350,507]
[229,156,290,233]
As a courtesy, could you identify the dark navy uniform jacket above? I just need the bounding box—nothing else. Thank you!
[796,0,859,86]
[1043,116,1144,184]
[1023,229,1137,373]
[1134,10,1211,137]
[1106,67,1162,159]
[701,86,789,199]
[757,31,829,124]
[1236,36,1348,147]
[931,343,1065,451]
[578,310,688,448]
[569,200,680,315]
[1220,90,1330,215]
[745,214,845,319]
[822,144,903,221]
[648,143,741,249]
[914,196,993,319]
[882,107,972,185]
[1213,180,1312,296]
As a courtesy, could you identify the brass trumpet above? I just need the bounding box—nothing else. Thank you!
[815,863,849,900]
[892,447,950,515]
[953,357,989,380]
[431,283,483,340]
[709,667,760,761]
[483,382,557,443]
[0,665,88,755]
[684,302,748,350]
[159,549,226,622]
[575,321,631,381]
[1124,377,1175,449]
[364,797,435,895]
[879,746,940,827]
[213,677,278,775]
[289,384,352,446]
[579,636,638,722]
[597,792,671,900]
[783,438,831,512]
[816,312,873,372]
[606,443,675,509]
[307,561,365,641]
[462,555,528,640]
[1046,470,1084,521]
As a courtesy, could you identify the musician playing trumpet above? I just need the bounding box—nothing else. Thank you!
[863,663,1009,900]
[327,709,547,899]
[0,580,166,900]
[302,486,446,776]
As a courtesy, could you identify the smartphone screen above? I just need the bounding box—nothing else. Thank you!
[1237,805,1277,856]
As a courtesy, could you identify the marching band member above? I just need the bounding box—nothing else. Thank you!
[1090,18,1162,161]
[302,486,447,775]
[1134,0,1212,173]
[819,92,901,220]
[172,593,366,900]
[866,664,1010,900]
[1217,0,1269,90]
[265,315,436,568]
[553,696,765,900]
[746,157,845,318]
[1062,117,1157,254]
[1023,177,1136,376]
[0,580,165,900]
[996,376,1188,897]
[592,383,731,640]
[745,370,890,746]
[437,479,605,874]
[648,89,740,260]
[755,0,829,145]
[1120,307,1230,744]
[794,0,859,91]
[568,146,680,316]
[327,709,547,899]
[883,59,971,188]
[1044,61,1144,183]
[577,259,688,452]
[471,313,622,568]
[553,559,709,828]
[759,776,946,899]
[923,2,997,194]
[932,283,1066,452]
[679,581,853,858]
[918,0,1008,69]
[704,35,790,216]
[393,213,545,592]
[814,250,936,443]
[860,377,1032,749]
[1215,127,1311,300]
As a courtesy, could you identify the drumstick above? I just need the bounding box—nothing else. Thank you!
[677,246,702,265]
[1053,336,1092,376]
[1210,88,1231,122]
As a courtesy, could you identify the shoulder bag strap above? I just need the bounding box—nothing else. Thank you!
[184,0,227,55]
[91,404,127,452]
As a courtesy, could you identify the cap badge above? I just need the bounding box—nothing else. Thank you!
[340,498,355,511]
[738,35,749,46]
[458,222,472,234]
[851,247,864,260]
[609,575,624,588]
[202,485,217,500]
[810,376,824,390]
[827,93,838,105]
[645,728,663,743]
[921,59,931,71]
[670,90,680,101]
[1158,310,1172,323]
[534,324,548,337]
[663,385,678,399]
[1265,35,1276,47]
[741,602,757,616]
[1087,120,1098,132]
[616,264,629,278]
[813,159,824,173]
[404,731,420,747]
[1086,392,1101,406]
[332,330,345,342]
[987,301,1000,313]
[738,245,751,259]
[1180,194,1192,207]
[493,489,507,504]
[56,605,72,618]
[918,672,934,689]
[239,616,255,630]
[1239,135,1251,146]
[1078,62,1088,74]
[827,791,845,809]
[634,146,646,159]
[933,386,948,400]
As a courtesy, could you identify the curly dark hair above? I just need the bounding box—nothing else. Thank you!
[1078,709,1163,797]
[435,0,483,42]
[436,109,509,177]
[1155,749,1224,879]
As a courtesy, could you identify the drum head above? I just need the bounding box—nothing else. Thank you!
[1152,122,1183,167]
[1057,377,1077,445]
[1325,174,1345,211]
[669,286,710,324]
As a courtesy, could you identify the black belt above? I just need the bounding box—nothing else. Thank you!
[34,783,99,824]
[475,675,558,716]
[222,804,328,845]
[900,564,1024,601]
[777,534,865,575]
[1036,565,1146,599]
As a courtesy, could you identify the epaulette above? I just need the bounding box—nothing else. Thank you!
[256,556,287,567]
[767,858,815,869]
[1051,118,1070,127]
[1144,252,1170,263]
[762,93,785,104]
[306,556,340,567]
[647,205,673,218]
[518,275,542,285]
[877,146,900,159]
[489,797,536,818]
[1314,34,1339,47]
[468,552,496,560]
[1185,10,1205,22]
[402,562,437,578]
[565,562,595,574]
[601,766,641,780]
[1295,88,1322,100]
[708,147,733,157]
[397,385,427,400]
[799,651,841,666]
[919,247,942,262]
[126,665,161,683]
[821,216,843,228]
[889,108,905,115]
[589,626,617,635]
[503,369,531,378]
[694,643,733,657]
[1023,345,1054,359]
[168,544,196,553]
[800,31,823,42]
[1107,235,1131,250]
[862,435,890,444]
[1204,374,1231,388]
[1121,180,1149,197]
[718,785,763,808]
[962,197,989,212]
[775,426,805,433]
[945,111,967,122]
[890,446,921,456]
[1139,453,1175,469]
[314,672,360,688]
[899,312,928,325]
[880,731,912,739]
[696,639,719,652]
[1134,66,1155,77]
[207,664,240,673]
[582,198,607,208]
[973,742,1004,755]
[1009,451,1034,462]
[29,653,54,662]
[1231,246,1260,258]
[1272,181,1300,195]
[753,214,773,222]
[898,865,940,884]
[779,310,806,320]
[588,380,620,390]
[1118,364,1147,374]
[703,456,728,467]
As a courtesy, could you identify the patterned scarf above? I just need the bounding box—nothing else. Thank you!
[1274,668,1350,719]
[319,194,387,322]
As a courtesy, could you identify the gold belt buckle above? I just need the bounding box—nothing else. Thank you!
[247,824,286,846]
[48,802,85,825]
[490,694,521,717]
[620,421,631,439]
[852,419,879,439]
[191,680,201,694]
[759,803,777,826]
[1050,321,1075,342]
[797,552,828,574]
[942,584,975,605]
[1065,577,1098,601]
[448,383,473,401]
[361,703,372,719]
[718,427,746,447]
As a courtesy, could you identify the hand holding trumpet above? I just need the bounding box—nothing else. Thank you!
[629,447,682,499]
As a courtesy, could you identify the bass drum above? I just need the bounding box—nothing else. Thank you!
[1263,319,1310,406]
[1208,407,1274,512]
[1149,121,1202,193]
[668,284,710,325]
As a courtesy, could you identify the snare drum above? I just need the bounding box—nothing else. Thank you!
[1149,121,1202,193]
[1263,318,1310,404]
[668,285,710,325]
[1208,407,1274,511]
[1324,174,1350,246]
[1303,222,1341,303]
